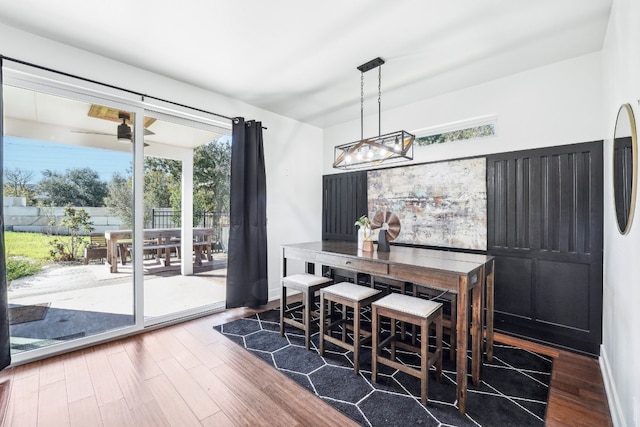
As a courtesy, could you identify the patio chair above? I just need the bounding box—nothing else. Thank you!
[83,232,108,264]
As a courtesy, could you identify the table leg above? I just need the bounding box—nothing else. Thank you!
[280,284,287,337]
[471,267,483,386]
[282,250,287,278]
[306,262,315,275]
[456,276,469,414]
[486,260,495,361]
[164,238,171,266]
[155,239,162,264]
[108,239,118,273]
[195,242,202,266]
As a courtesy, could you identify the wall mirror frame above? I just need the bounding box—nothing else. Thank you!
[613,103,638,235]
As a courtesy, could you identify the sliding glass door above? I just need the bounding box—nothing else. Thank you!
[2,61,231,363]
[3,84,136,358]
[141,113,229,325]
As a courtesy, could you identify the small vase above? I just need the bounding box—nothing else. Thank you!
[357,228,364,250]
[362,240,374,252]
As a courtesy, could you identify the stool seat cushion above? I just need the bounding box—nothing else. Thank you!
[373,293,442,318]
[323,282,381,301]
[282,273,332,288]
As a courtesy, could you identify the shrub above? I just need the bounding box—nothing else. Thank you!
[48,205,94,261]
[6,258,42,282]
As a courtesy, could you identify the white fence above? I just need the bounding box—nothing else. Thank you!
[3,197,124,235]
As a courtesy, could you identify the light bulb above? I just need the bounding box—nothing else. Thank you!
[394,137,401,152]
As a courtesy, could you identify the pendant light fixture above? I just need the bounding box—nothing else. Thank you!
[333,57,414,169]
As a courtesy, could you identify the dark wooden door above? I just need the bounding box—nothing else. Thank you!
[487,141,603,356]
[322,171,367,241]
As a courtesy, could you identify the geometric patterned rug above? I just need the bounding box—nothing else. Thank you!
[215,305,552,427]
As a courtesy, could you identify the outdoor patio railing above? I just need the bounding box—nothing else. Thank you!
[150,209,230,251]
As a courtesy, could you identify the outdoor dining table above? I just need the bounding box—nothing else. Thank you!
[104,227,214,273]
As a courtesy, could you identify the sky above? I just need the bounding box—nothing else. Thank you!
[4,137,135,184]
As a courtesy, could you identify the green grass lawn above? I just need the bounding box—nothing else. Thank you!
[5,231,52,260]
[5,231,53,281]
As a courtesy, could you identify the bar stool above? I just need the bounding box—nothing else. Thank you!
[414,285,457,360]
[371,293,443,405]
[319,282,382,375]
[280,273,333,349]
[373,276,412,339]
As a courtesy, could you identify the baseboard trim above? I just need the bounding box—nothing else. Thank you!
[600,344,626,427]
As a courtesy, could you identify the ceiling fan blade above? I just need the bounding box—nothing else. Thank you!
[72,129,155,136]
[71,130,115,136]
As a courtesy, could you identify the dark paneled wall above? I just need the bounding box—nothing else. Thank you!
[322,171,367,241]
[322,141,604,355]
[487,141,603,355]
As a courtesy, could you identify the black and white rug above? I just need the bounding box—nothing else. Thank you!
[215,306,552,427]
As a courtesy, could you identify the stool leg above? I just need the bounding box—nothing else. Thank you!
[319,293,326,356]
[450,294,457,361]
[341,304,347,343]
[372,306,379,383]
[353,301,361,375]
[390,315,397,360]
[304,289,312,350]
[436,309,443,382]
[421,317,428,405]
[411,287,418,346]
[280,285,287,337]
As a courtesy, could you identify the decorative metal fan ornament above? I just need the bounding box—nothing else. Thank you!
[371,211,401,252]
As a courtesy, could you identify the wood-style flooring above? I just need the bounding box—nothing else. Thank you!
[0,304,613,426]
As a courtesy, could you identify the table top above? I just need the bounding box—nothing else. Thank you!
[105,227,214,240]
[283,241,492,276]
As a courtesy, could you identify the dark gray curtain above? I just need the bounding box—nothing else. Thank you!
[0,59,12,369]
[226,118,268,308]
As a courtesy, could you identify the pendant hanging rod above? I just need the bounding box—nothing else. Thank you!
[378,65,382,137]
[357,57,385,138]
[0,54,267,129]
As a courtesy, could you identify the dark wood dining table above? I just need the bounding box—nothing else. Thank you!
[281,241,494,414]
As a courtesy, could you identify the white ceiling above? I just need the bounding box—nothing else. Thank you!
[0,0,612,129]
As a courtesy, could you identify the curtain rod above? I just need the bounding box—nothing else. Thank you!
[1,54,267,129]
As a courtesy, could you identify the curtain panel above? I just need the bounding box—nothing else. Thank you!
[0,59,12,369]
[226,118,268,308]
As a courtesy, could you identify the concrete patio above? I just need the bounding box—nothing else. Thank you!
[7,257,227,354]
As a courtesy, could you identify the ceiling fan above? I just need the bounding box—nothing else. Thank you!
[71,107,155,141]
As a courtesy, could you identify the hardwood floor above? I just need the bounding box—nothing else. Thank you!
[494,333,613,427]
[0,306,613,426]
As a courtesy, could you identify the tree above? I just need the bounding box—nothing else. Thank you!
[143,157,181,209]
[3,168,37,203]
[193,137,231,213]
[105,136,231,227]
[37,167,108,207]
[104,173,134,228]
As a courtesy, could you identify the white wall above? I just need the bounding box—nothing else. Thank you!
[324,23,639,424]
[601,0,640,426]
[323,52,604,175]
[0,23,324,301]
